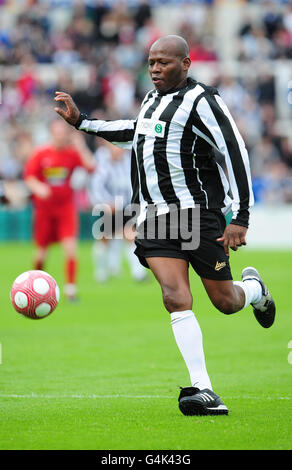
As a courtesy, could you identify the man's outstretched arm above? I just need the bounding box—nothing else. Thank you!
[54,91,136,150]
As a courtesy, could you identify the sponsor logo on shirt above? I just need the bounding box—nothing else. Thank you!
[136,118,166,138]
[43,167,69,185]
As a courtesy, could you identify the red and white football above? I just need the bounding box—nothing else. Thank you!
[10,270,60,319]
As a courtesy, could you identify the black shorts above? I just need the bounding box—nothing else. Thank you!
[134,208,232,281]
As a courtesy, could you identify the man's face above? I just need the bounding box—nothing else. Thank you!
[148,45,189,93]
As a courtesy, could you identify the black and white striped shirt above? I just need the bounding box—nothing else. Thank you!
[75,77,254,227]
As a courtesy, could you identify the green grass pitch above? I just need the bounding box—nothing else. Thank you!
[0,241,291,450]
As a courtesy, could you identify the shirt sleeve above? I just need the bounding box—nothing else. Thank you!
[75,113,136,151]
[192,92,254,227]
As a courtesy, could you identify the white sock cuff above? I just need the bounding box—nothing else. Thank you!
[233,281,247,308]
[233,279,262,308]
[170,310,194,324]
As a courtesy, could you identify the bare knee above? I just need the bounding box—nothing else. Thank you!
[202,279,244,315]
[211,291,242,315]
[214,296,236,315]
[162,285,193,313]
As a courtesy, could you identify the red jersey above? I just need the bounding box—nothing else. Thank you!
[24,145,84,208]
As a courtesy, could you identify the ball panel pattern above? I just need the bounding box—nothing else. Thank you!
[55,285,60,302]
[10,270,59,319]
[14,291,28,308]
[33,278,50,295]
[14,272,30,284]
[35,302,51,317]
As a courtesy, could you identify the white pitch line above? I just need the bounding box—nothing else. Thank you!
[0,393,174,399]
[0,393,291,400]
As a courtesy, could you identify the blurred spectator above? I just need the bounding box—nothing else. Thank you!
[133,0,152,31]
[249,134,282,178]
[253,160,292,204]
[16,54,39,106]
[263,1,283,39]
[237,1,292,60]
[238,26,276,61]
[256,74,275,104]
[218,76,249,117]
[279,136,292,168]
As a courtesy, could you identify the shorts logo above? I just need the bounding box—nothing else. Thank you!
[215,261,226,271]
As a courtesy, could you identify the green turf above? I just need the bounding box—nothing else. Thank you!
[0,242,291,450]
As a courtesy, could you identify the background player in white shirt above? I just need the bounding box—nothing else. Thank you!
[89,139,147,283]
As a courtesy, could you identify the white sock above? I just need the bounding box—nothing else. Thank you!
[233,280,262,308]
[92,242,108,282]
[170,310,212,390]
[107,239,123,276]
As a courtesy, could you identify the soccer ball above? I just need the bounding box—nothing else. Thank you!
[10,270,60,319]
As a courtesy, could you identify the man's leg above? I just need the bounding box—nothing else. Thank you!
[146,256,212,390]
[146,256,228,415]
[191,209,275,326]
[58,203,79,300]
[107,239,123,277]
[92,239,109,283]
[34,245,47,271]
[200,278,256,314]
[33,208,51,270]
[61,236,78,301]
[201,272,275,328]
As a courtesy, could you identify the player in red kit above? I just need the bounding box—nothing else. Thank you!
[24,118,95,301]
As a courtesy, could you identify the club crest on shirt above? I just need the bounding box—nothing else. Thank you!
[136,118,166,138]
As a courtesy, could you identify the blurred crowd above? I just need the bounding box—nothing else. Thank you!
[0,0,292,210]
[238,0,292,61]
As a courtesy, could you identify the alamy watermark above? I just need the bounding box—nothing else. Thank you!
[92,198,200,250]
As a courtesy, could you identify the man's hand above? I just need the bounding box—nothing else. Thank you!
[25,177,51,199]
[37,183,51,199]
[217,224,247,256]
[54,92,80,126]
